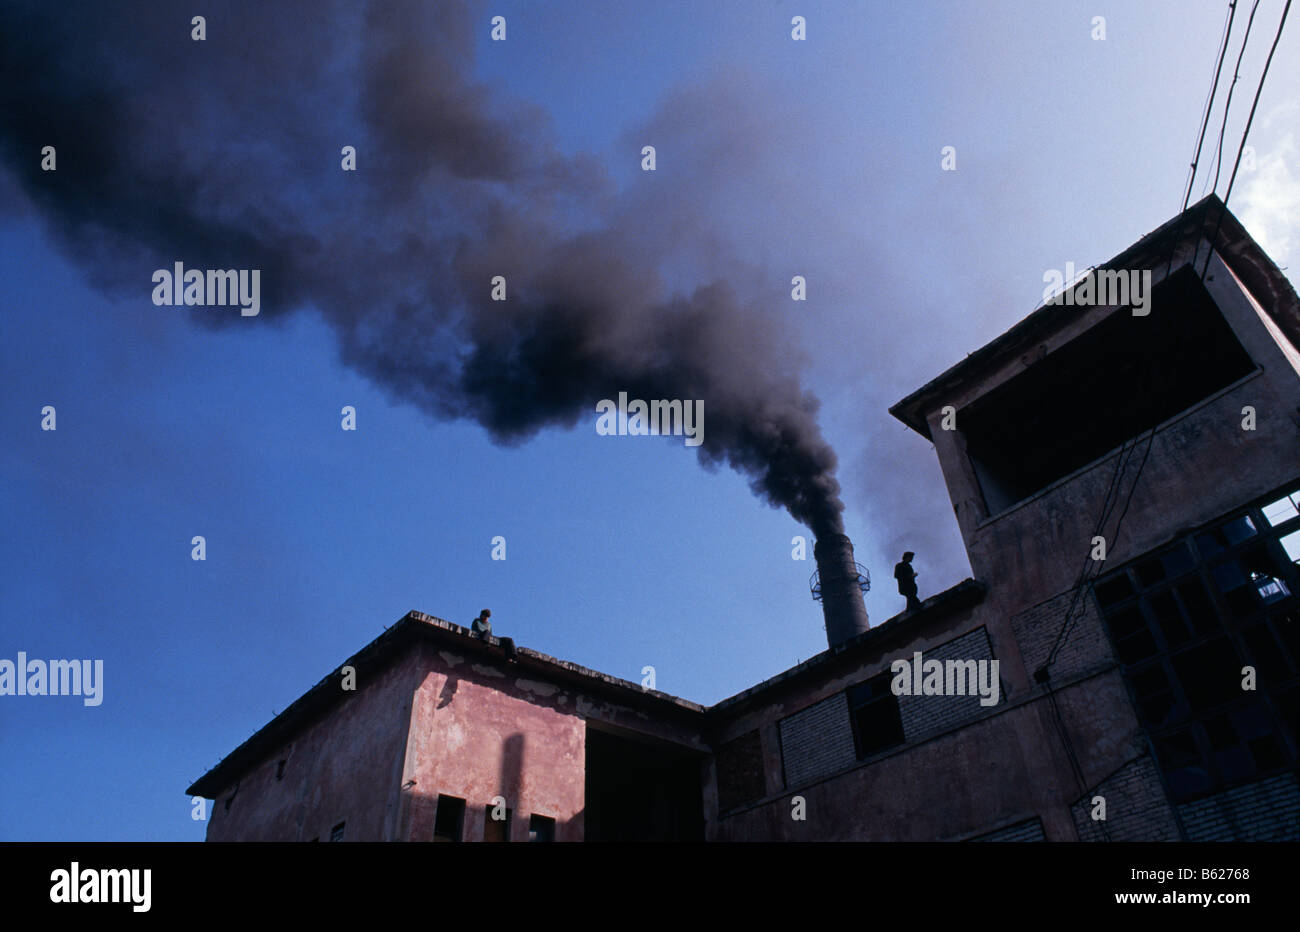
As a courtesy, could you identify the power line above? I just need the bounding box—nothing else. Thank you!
[1185,0,1239,211]
[1120,0,1292,565]
[1044,0,1291,678]
[1030,2,1290,840]
[1207,0,1262,199]
[1051,0,1243,671]
[1041,437,1137,670]
[1201,0,1293,278]
[1226,0,1292,203]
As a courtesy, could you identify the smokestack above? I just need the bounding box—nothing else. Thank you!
[812,534,870,648]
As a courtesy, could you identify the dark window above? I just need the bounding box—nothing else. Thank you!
[847,671,905,758]
[1105,605,1159,664]
[484,804,512,842]
[330,821,345,842]
[1172,638,1242,712]
[715,730,765,811]
[1149,591,1188,648]
[433,795,465,842]
[1136,543,1196,588]
[1094,574,1136,608]
[1196,515,1258,558]
[1130,663,1181,729]
[1095,485,1300,806]
[1175,578,1219,636]
[1241,622,1291,681]
[528,814,555,843]
[1155,730,1213,799]
[275,760,286,781]
[1276,685,1300,747]
[1277,610,1300,670]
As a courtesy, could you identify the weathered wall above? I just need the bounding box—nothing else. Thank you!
[738,242,1300,845]
[1071,756,1181,842]
[709,646,1175,842]
[970,817,1046,842]
[708,595,1110,841]
[204,648,425,842]
[399,640,708,841]
[400,642,586,841]
[714,681,1066,840]
[704,524,1196,844]
[199,620,708,843]
[932,248,1300,603]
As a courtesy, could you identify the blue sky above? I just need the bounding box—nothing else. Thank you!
[2,0,1297,840]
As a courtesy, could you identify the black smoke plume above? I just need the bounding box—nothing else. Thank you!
[0,0,847,536]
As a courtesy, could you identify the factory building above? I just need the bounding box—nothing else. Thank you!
[188,195,1300,841]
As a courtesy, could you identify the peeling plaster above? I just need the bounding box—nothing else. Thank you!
[515,678,558,697]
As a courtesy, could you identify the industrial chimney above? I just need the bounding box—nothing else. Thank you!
[811,534,871,648]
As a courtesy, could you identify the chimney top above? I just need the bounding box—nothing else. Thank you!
[811,534,871,648]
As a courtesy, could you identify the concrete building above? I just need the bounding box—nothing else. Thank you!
[188,195,1300,841]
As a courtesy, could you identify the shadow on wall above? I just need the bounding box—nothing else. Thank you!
[436,677,458,709]
[500,732,523,810]
[397,731,580,840]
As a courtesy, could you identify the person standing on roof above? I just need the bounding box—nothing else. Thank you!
[894,552,921,612]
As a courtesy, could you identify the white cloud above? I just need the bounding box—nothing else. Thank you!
[1237,104,1300,267]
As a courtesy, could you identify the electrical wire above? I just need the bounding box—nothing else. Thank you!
[1186,1,1239,211]
[1201,0,1293,279]
[1207,0,1262,199]
[1049,0,1243,672]
[1043,0,1290,677]
[1029,3,1290,838]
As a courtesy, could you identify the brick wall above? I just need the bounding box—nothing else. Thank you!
[1070,755,1181,841]
[968,816,1045,842]
[775,627,1005,791]
[1012,587,1114,682]
[1178,772,1300,841]
[777,691,856,789]
[897,626,1000,742]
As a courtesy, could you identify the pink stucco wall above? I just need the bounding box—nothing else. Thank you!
[204,632,707,842]
[400,642,587,841]
[398,640,707,841]
[205,649,425,842]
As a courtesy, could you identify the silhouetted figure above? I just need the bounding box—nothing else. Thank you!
[894,552,921,612]
[472,609,517,661]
